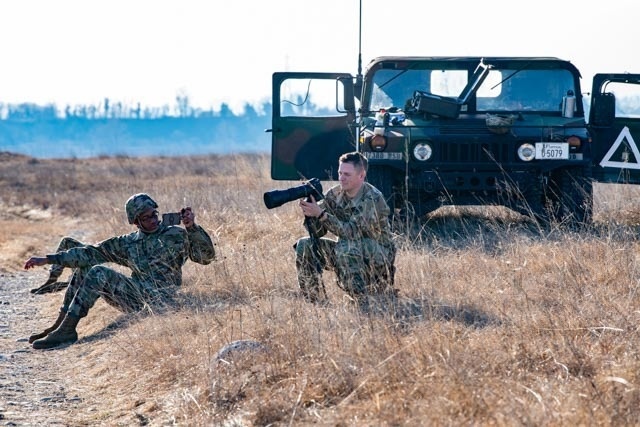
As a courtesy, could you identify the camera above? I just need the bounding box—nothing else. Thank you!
[263,178,324,209]
[162,212,182,225]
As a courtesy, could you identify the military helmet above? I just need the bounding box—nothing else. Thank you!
[125,193,158,224]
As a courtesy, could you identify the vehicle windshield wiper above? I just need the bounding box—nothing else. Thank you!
[490,61,532,90]
[376,61,423,91]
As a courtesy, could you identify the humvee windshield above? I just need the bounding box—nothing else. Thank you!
[370,67,576,113]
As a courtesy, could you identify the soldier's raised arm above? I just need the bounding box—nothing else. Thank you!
[181,207,216,264]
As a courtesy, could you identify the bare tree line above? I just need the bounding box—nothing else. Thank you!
[0,95,271,120]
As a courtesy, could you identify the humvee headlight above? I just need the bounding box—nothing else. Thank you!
[567,135,581,148]
[370,135,387,152]
[413,143,433,161]
[517,143,535,161]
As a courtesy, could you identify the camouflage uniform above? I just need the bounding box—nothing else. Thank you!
[30,236,84,294]
[51,237,85,260]
[295,182,396,301]
[46,222,215,318]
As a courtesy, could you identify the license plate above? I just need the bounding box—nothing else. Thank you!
[535,142,569,159]
[364,152,403,160]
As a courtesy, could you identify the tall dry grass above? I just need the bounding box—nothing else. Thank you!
[3,152,640,425]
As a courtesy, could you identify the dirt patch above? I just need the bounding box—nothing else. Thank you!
[0,266,152,425]
[0,208,130,425]
[0,204,92,273]
[0,272,82,425]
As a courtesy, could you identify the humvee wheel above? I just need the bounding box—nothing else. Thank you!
[549,166,593,228]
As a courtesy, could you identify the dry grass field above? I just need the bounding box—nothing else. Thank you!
[3,151,640,425]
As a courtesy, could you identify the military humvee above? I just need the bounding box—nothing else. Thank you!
[268,56,640,225]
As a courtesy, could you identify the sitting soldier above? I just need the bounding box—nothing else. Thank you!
[24,193,216,349]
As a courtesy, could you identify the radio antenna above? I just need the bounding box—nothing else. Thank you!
[355,0,363,99]
[358,0,362,77]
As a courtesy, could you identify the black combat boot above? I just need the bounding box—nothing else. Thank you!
[28,310,66,343]
[299,277,327,304]
[30,265,68,294]
[32,314,80,349]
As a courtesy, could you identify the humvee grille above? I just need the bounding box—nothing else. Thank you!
[439,142,511,164]
[439,126,494,135]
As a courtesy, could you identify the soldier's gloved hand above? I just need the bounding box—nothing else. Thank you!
[299,196,323,218]
[181,207,195,228]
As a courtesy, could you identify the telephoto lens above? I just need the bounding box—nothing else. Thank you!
[263,178,323,209]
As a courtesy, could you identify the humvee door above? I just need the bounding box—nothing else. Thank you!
[269,72,356,180]
[590,73,640,184]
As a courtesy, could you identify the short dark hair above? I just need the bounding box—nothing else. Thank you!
[339,151,368,172]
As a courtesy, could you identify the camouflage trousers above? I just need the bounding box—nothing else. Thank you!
[62,265,175,318]
[56,236,84,252]
[295,236,395,302]
[49,236,85,277]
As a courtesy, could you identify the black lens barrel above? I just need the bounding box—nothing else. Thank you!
[263,180,323,209]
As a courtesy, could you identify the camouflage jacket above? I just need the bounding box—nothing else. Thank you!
[46,223,215,288]
[310,182,394,249]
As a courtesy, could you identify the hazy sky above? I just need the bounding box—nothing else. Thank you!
[1,0,638,114]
